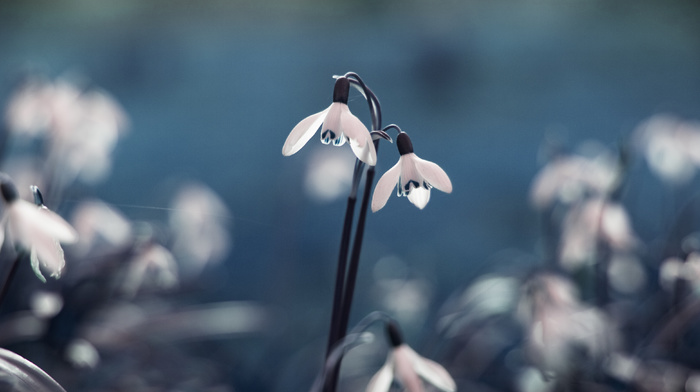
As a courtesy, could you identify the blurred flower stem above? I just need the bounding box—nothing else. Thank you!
[0,253,24,309]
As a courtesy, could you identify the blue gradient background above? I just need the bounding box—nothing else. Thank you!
[1,1,700,390]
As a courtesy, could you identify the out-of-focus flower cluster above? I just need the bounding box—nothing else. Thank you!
[0,74,265,392]
[424,114,700,392]
[5,75,128,186]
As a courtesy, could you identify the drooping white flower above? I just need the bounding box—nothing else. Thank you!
[529,147,619,210]
[121,241,179,298]
[633,114,700,185]
[5,76,129,185]
[169,183,231,276]
[517,274,617,380]
[367,322,456,392]
[558,197,639,270]
[282,76,376,165]
[70,199,133,257]
[371,132,452,212]
[0,181,78,281]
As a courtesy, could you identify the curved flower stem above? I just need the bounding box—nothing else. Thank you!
[314,332,375,392]
[338,147,378,339]
[345,73,381,131]
[381,124,402,135]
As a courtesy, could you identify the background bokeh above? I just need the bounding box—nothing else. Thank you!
[1,0,700,390]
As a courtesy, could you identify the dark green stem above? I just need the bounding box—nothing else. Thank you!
[325,195,356,359]
[326,139,380,392]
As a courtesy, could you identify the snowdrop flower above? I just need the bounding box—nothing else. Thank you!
[367,321,456,392]
[529,149,620,210]
[660,252,700,292]
[371,132,452,211]
[122,240,178,297]
[517,274,617,380]
[634,114,700,185]
[0,180,78,281]
[5,76,128,184]
[71,199,133,257]
[169,183,231,276]
[559,197,639,269]
[3,76,53,138]
[282,76,377,165]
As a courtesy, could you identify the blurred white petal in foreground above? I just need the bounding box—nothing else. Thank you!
[169,182,231,275]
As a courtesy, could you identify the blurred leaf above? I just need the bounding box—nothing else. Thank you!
[0,348,66,392]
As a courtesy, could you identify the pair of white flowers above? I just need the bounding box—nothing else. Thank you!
[282,76,452,211]
[0,180,77,281]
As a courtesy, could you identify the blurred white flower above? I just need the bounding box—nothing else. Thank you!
[559,197,639,269]
[30,291,64,319]
[122,242,178,297]
[367,322,456,392]
[5,76,128,184]
[48,83,129,184]
[0,180,77,281]
[71,199,133,257]
[660,252,700,293]
[608,254,647,294]
[634,114,700,185]
[3,76,53,137]
[283,76,376,165]
[375,278,431,326]
[517,274,617,380]
[304,148,355,202]
[437,274,519,338]
[65,338,100,369]
[372,132,452,211]
[530,147,619,210]
[169,183,230,275]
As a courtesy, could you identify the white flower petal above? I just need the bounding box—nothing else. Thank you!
[407,187,431,210]
[394,346,424,392]
[39,209,79,244]
[414,156,452,193]
[366,359,394,392]
[407,347,457,392]
[30,247,47,283]
[31,236,66,279]
[320,103,343,145]
[339,105,376,165]
[13,201,78,244]
[372,161,401,212]
[399,155,421,194]
[282,107,329,156]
